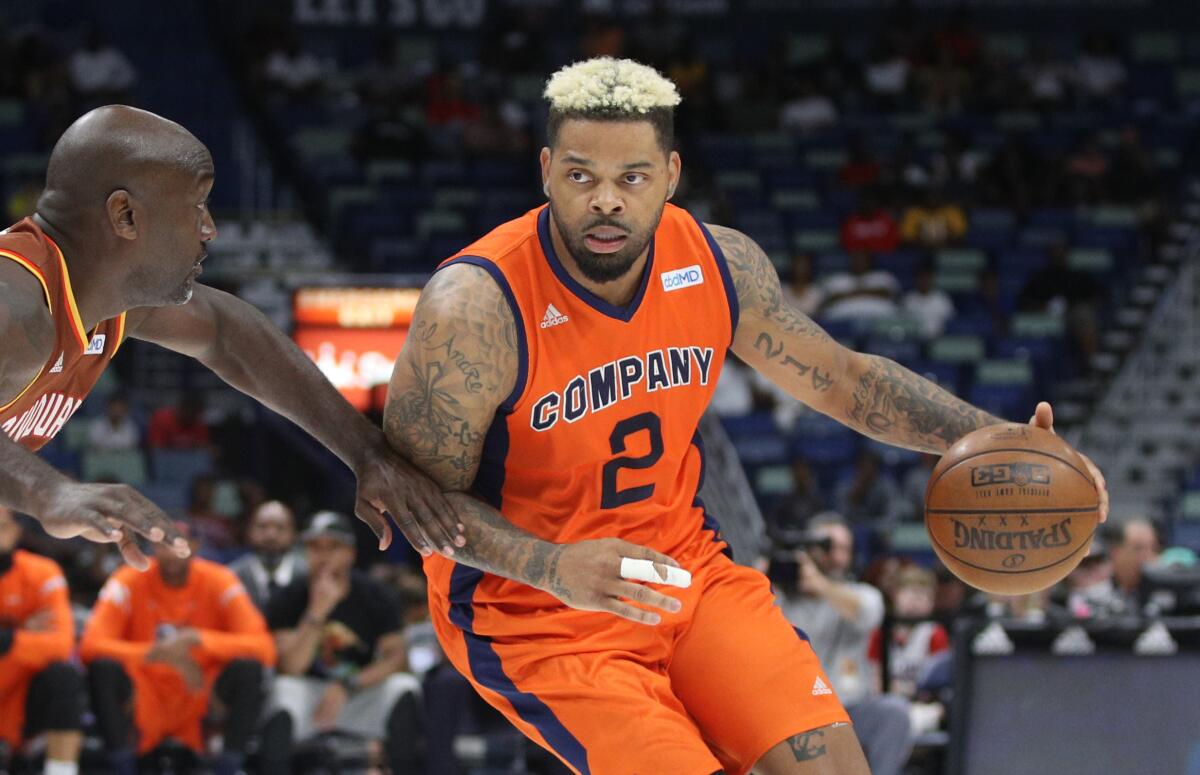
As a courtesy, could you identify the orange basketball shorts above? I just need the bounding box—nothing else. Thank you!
[430,547,850,775]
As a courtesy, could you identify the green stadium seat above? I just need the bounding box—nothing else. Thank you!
[976,359,1034,386]
[714,170,761,190]
[0,100,24,126]
[1089,206,1140,228]
[416,210,467,238]
[930,335,986,364]
[888,523,932,551]
[365,160,414,184]
[996,111,1040,131]
[1180,491,1200,520]
[890,113,934,132]
[793,230,839,252]
[771,190,820,210]
[1068,248,1113,273]
[985,34,1029,60]
[933,270,980,294]
[786,34,829,65]
[291,128,352,160]
[936,248,987,272]
[1132,33,1180,62]
[870,315,924,340]
[82,450,148,487]
[434,188,481,209]
[804,149,848,170]
[1012,313,1065,338]
[756,465,795,496]
[1176,69,1200,98]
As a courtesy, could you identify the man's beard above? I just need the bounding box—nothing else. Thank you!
[550,202,663,284]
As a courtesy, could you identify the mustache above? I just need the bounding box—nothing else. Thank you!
[582,218,630,234]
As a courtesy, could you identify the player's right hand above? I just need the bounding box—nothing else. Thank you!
[34,481,190,571]
[543,538,684,626]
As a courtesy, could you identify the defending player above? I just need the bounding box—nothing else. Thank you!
[0,105,461,567]
[385,59,1109,774]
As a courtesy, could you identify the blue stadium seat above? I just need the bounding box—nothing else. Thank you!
[150,449,214,488]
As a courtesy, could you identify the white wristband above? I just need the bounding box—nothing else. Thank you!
[620,558,692,588]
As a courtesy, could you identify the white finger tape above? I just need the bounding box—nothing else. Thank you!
[620,558,692,588]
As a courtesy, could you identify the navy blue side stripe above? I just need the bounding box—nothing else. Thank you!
[690,429,732,558]
[691,216,741,345]
[438,256,528,411]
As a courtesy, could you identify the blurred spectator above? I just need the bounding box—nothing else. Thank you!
[188,476,238,554]
[1105,519,1162,610]
[930,132,984,193]
[354,101,428,163]
[839,136,884,190]
[917,48,970,114]
[1018,242,1104,364]
[1075,34,1126,102]
[780,77,838,134]
[897,454,939,521]
[836,450,902,525]
[230,500,307,613]
[1109,126,1159,205]
[894,141,933,194]
[981,131,1048,210]
[899,189,968,248]
[1065,135,1109,203]
[1061,539,1117,618]
[782,251,824,317]
[424,66,480,128]
[86,395,140,452]
[821,251,901,322]
[776,514,913,775]
[148,394,210,449]
[580,15,625,59]
[1023,42,1072,108]
[462,98,530,156]
[67,28,138,105]
[903,264,955,339]
[870,567,949,700]
[356,37,419,107]
[841,194,900,254]
[0,507,85,775]
[666,36,709,102]
[863,38,910,106]
[710,358,755,417]
[81,523,274,775]
[262,35,327,98]
[770,459,825,535]
[264,512,422,774]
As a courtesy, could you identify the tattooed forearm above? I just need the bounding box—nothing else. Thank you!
[445,494,571,596]
[754,332,835,393]
[844,355,1001,453]
[788,730,828,761]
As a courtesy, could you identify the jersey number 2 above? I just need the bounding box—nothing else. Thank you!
[601,412,664,509]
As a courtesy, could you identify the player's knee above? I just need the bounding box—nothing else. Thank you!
[29,661,85,730]
[33,660,83,695]
[87,658,129,689]
[222,657,264,685]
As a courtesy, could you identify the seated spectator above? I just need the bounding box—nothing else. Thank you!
[1065,135,1109,203]
[148,394,210,449]
[782,251,824,317]
[262,35,327,98]
[1061,539,1117,618]
[820,251,901,322]
[863,38,910,106]
[900,189,968,248]
[930,132,984,194]
[67,28,137,105]
[1109,126,1159,206]
[776,514,914,775]
[424,66,480,128]
[0,507,85,775]
[836,450,901,525]
[870,567,949,700]
[769,459,825,535]
[779,77,838,134]
[1105,518,1162,613]
[981,131,1050,209]
[841,195,899,254]
[188,476,238,554]
[86,395,140,452]
[81,522,274,775]
[839,135,883,190]
[230,500,307,613]
[263,512,422,775]
[1018,242,1104,364]
[903,265,955,339]
[710,357,755,417]
[897,454,939,521]
[1023,42,1072,108]
[1075,33,1126,103]
[916,48,970,114]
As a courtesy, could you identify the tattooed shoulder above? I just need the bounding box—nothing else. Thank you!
[384,263,519,489]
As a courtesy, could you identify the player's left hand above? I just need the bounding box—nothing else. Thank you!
[1029,401,1109,522]
[352,438,465,555]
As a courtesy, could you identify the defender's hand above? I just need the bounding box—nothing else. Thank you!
[1029,401,1109,523]
[35,482,190,570]
[541,539,684,626]
[353,439,464,555]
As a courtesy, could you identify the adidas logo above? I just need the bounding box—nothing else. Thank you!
[49,353,64,374]
[540,303,569,329]
[811,676,833,696]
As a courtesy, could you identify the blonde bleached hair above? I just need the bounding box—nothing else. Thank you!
[543,57,680,152]
[544,57,681,114]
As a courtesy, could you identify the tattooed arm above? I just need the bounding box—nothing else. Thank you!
[384,264,682,624]
[708,225,1001,454]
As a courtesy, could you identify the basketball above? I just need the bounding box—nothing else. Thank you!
[924,423,1100,596]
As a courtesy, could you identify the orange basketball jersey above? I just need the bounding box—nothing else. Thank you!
[424,203,739,622]
[0,217,126,450]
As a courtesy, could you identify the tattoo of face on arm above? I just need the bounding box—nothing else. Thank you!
[788,730,827,761]
[847,355,999,453]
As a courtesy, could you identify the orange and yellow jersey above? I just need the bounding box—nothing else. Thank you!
[424,203,739,622]
[0,217,126,450]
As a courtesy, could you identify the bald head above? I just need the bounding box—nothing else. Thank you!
[39,105,211,217]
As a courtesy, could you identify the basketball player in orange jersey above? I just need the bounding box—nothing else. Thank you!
[385,58,1109,774]
[0,105,462,568]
